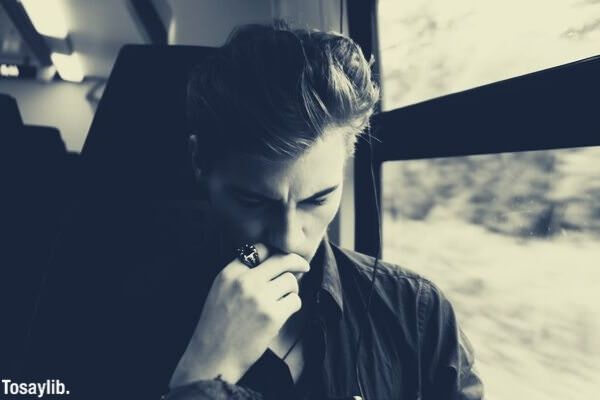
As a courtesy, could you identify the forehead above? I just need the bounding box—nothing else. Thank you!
[210,131,347,197]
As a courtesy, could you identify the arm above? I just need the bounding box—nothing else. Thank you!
[162,377,263,400]
[418,281,484,400]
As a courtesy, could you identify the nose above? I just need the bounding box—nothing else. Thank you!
[267,206,305,255]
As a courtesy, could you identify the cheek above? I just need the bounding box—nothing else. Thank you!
[210,195,264,241]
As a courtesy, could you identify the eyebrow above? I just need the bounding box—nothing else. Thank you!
[228,184,340,202]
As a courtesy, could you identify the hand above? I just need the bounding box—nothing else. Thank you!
[169,243,309,388]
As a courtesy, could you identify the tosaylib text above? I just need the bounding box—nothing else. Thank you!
[2,379,69,397]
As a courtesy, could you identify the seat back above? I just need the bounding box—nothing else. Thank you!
[21,46,218,398]
[3,125,72,376]
[0,93,23,129]
[80,45,216,199]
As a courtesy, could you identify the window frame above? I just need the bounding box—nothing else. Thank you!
[347,0,600,256]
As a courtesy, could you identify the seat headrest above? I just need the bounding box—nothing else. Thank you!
[1,93,23,132]
[21,125,67,156]
[80,45,216,200]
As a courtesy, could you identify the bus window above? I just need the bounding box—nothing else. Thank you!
[382,147,600,399]
[377,0,600,110]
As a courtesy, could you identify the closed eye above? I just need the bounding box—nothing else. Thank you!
[238,195,327,208]
[301,185,339,206]
[235,195,268,208]
[301,195,329,207]
[230,184,338,208]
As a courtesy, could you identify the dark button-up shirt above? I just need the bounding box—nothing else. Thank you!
[23,203,483,400]
[234,237,483,400]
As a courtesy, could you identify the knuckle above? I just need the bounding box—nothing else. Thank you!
[254,243,268,259]
[284,273,299,291]
[287,293,302,310]
[247,294,261,309]
[292,293,302,311]
[282,271,294,281]
[265,315,279,331]
[257,293,271,308]
[282,254,308,269]
[257,306,275,324]
[231,277,247,294]
[280,271,294,283]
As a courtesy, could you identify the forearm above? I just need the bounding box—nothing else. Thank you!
[169,337,247,389]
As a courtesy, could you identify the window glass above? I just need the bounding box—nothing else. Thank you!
[382,147,600,399]
[377,0,600,110]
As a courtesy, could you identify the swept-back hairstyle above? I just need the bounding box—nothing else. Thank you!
[187,21,380,170]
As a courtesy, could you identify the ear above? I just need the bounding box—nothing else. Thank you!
[189,134,211,200]
[189,134,203,182]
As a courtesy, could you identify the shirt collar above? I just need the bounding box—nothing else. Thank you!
[310,235,344,318]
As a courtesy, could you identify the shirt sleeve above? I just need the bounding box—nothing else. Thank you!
[162,378,264,400]
[417,280,485,400]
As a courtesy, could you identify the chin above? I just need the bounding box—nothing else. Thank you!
[304,246,320,264]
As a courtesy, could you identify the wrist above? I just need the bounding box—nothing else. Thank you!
[212,362,246,384]
[170,356,246,389]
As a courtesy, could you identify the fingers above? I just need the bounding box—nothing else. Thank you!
[235,243,270,269]
[266,272,299,300]
[276,292,302,319]
[249,243,270,265]
[220,243,271,279]
[220,243,308,290]
[252,253,309,282]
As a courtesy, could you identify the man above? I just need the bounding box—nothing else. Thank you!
[164,23,484,399]
[22,23,482,400]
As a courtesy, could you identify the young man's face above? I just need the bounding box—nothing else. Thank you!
[204,128,348,264]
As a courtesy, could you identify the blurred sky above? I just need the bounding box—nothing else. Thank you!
[377,0,600,109]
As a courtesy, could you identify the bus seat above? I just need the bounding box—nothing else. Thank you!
[80,45,215,199]
[21,45,218,399]
[0,93,23,130]
[2,124,79,376]
[1,94,24,170]
[0,94,25,376]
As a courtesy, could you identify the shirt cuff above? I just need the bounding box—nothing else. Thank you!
[161,375,264,400]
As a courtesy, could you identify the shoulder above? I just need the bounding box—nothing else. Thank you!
[331,243,458,338]
[331,242,441,295]
[331,243,463,337]
[330,243,451,320]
